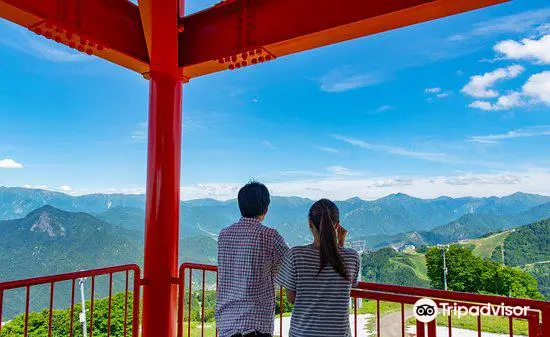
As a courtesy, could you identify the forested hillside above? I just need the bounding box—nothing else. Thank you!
[491,219,550,266]
[361,248,429,287]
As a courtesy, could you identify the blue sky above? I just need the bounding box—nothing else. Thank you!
[1,0,550,200]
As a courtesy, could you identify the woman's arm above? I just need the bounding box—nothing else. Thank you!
[286,288,296,304]
[336,224,348,247]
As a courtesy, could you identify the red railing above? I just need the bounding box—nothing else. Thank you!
[2,262,548,337]
[177,262,550,337]
[353,282,550,337]
[0,264,141,337]
[178,263,219,337]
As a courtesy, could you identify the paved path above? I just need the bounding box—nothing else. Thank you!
[274,311,527,337]
[379,309,414,337]
[274,314,374,337]
[406,325,527,337]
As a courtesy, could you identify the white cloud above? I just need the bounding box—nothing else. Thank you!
[425,87,451,99]
[468,101,495,111]
[536,23,550,36]
[318,67,386,92]
[425,87,441,94]
[468,101,494,111]
[366,178,414,188]
[23,184,49,190]
[325,166,354,176]
[468,71,550,111]
[179,169,550,201]
[523,71,550,104]
[0,22,88,62]
[131,122,148,140]
[106,186,145,194]
[278,170,326,177]
[261,140,275,149]
[333,135,450,162]
[18,169,550,201]
[443,174,521,186]
[0,158,23,168]
[448,8,550,40]
[461,65,524,98]
[468,126,550,143]
[59,185,73,192]
[494,34,550,64]
[495,91,524,109]
[468,91,524,111]
[377,105,393,112]
[424,87,452,101]
[277,166,363,178]
[317,146,341,155]
[182,184,240,200]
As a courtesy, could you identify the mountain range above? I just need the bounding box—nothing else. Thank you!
[0,204,216,320]
[355,200,550,250]
[3,187,550,246]
[2,186,550,318]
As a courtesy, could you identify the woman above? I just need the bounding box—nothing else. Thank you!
[275,199,361,337]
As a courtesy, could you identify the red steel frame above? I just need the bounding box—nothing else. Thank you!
[3,0,539,336]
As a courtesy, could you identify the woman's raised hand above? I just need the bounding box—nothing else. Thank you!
[336,224,348,247]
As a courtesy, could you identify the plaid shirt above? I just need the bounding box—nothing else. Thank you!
[215,217,289,337]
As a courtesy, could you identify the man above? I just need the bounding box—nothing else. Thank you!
[216,181,289,337]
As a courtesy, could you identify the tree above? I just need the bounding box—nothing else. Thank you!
[426,245,543,299]
[427,245,484,292]
[0,292,136,337]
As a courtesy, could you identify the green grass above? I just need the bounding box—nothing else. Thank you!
[180,322,217,337]
[463,231,511,259]
[354,299,402,316]
[405,313,528,335]
[354,300,404,332]
[406,252,430,281]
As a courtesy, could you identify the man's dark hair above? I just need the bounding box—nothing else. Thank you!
[238,181,270,218]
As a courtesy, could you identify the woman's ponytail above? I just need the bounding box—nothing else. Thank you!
[310,199,349,280]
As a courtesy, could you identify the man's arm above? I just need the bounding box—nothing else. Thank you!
[275,248,296,304]
[272,230,289,270]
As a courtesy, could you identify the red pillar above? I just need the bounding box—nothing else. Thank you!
[140,0,183,334]
[142,71,182,337]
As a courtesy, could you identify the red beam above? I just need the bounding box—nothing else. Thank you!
[179,0,508,78]
[0,0,149,73]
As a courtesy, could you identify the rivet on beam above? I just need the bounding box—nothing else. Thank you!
[219,46,276,71]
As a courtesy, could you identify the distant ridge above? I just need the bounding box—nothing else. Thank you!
[2,187,550,245]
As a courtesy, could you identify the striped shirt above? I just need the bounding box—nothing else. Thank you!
[275,245,361,337]
[216,217,289,337]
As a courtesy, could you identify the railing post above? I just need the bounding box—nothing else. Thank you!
[416,320,425,337]
[427,320,436,337]
[541,304,550,337]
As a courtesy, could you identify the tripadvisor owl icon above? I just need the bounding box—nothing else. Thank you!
[414,298,438,323]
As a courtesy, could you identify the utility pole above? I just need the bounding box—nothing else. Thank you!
[79,277,88,337]
[442,247,448,291]
[501,242,505,266]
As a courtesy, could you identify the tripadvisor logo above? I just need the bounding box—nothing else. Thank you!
[414,298,438,323]
[413,298,531,323]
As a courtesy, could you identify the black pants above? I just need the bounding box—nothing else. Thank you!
[231,332,271,337]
